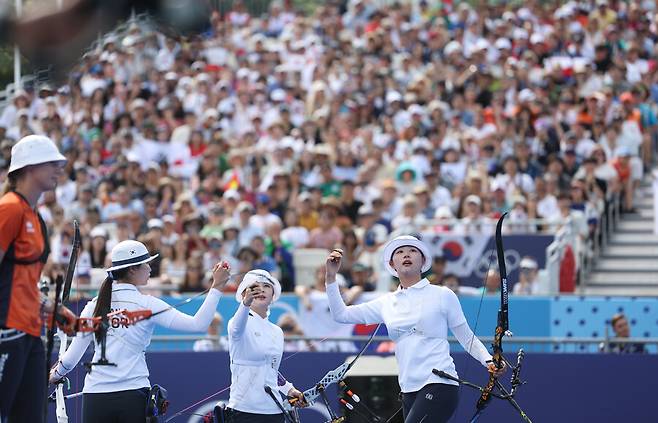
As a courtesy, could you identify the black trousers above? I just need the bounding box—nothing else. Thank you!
[82,387,150,423]
[225,408,284,423]
[401,383,459,423]
[0,332,46,423]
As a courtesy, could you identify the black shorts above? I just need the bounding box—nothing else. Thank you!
[82,387,150,423]
[225,408,284,423]
[0,331,46,423]
[401,383,459,423]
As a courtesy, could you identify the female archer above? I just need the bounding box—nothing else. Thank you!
[325,235,506,423]
[50,239,230,423]
[226,269,306,422]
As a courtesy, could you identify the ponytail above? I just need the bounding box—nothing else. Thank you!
[93,276,113,343]
[1,172,19,195]
[93,267,130,343]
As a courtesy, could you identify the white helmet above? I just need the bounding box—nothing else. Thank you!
[235,269,282,302]
[106,240,159,273]
[8,135,66,174]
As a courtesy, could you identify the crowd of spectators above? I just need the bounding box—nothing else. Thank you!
[1,0,657,299]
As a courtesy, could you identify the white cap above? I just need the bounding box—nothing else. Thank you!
[386,91,402,104]
[106,240,159,273]
[495,38,512,50]
[443,40,462,56]
[520,257,538,269]
[408,104,425,116]
[271,88,287,102]
[223,189,241,201]
[9,135,66,174]
[465,194,482,206]
[235,269,282,302]
[518,88,536,103]
[130,98,147,111]
[90,226,108,239]
[530,33,545,44]
[434,206,454,219]
[147,218,164,229]
[382,235,432,277]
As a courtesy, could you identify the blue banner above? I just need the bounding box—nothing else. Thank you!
[421,233,554,287]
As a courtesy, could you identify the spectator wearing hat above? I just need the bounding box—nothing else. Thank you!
[200,202,225,239]
[489,180,509,215]
[89,226,109,269]
[413,185,436,219]
[379,179,402,222]
[391,194,428,234]
[219,218,240,258]
[512,256,542,295]
[456,195,492,235]
[202,231,226,279]
[394,162,419,197]
[6,108,34,141]
[249,235,278,276]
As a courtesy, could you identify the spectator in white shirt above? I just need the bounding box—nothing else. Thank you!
[193,312,229,352]
[325,236,505,423]
[512,257,543,295]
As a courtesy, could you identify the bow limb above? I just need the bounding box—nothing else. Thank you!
[55,330,69,423]
[50,221,80,423]
[284,323,381,411]
[471,213,509,421]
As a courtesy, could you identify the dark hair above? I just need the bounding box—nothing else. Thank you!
[92,267,130,343]
[610,313,626,328]
[1,169,23,195]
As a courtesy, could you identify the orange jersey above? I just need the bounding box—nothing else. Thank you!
[0,191,48,337]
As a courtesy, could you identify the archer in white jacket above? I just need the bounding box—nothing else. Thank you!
[50,240,231,423]
[227,269,305,422]
[325,236,507,423]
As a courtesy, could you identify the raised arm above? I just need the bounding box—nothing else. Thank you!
[152,261,230,331]
[325,249,383,325]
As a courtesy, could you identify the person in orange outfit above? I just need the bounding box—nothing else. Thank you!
[0,135,73,423]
